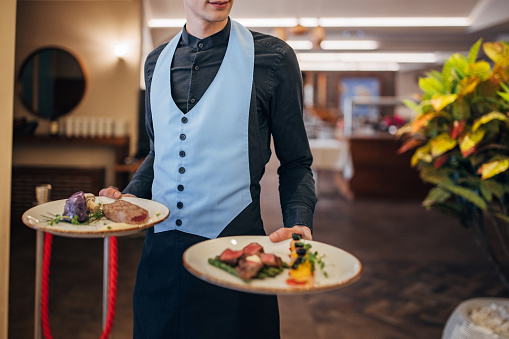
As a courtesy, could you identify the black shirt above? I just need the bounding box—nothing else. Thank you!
[171,21,229,114]
[125,19,317,231]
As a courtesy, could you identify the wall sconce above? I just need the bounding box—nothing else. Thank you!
[113,43,130,59]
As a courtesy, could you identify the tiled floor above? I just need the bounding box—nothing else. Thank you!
[9,166,509,338]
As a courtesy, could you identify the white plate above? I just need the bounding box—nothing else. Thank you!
[22,196,169,238]
[183,235,362,295]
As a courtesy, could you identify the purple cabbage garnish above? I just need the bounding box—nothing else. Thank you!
[62,191,87,222]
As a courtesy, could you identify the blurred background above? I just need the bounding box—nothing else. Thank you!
[2,0,509,338]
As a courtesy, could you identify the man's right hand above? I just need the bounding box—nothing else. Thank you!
[98,187,135,199]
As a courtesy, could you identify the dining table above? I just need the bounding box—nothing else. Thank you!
[308,137,354,200]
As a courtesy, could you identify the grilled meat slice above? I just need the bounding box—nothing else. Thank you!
[218,248,244,266]
[102,200,149,224]
[242,242,264,256]
[235,258,263,281]
[259,253,283,267]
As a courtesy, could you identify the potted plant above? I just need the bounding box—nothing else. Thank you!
[398,39,509,288]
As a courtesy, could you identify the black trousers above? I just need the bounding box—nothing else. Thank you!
[133,228,280,339]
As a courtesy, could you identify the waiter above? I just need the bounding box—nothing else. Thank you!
[100,0,317,337]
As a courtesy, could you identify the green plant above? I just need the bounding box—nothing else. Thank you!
[398,39,509,288]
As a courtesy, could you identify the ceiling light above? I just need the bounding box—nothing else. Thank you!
[318,17,471,27]
[320,40,378,50]
[298,18,320,27]
[298,61,400,72]
[236,18,299,27]
[286,40,313,50]
[148,17,471,28]
[297,52,438,63]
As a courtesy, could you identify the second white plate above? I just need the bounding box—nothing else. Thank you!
[183,235,362,295]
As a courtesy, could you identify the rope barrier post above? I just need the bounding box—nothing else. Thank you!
[34,230,43,339]
[102,237,109,329]
[34,184,51,339]
[28,185,119,339]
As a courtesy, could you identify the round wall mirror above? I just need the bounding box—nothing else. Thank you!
[18,47,86,119]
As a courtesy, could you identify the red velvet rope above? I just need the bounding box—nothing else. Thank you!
[41,232,53,339]
[100,236,118,339]
[40,234,119,339]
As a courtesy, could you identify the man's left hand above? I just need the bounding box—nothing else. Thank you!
[269,225,312,242]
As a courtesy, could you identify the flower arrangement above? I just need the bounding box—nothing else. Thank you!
[398,39,509,287]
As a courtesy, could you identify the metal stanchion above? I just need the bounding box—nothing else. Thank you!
[34,184,52,339]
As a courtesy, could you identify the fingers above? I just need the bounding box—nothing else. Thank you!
[98,187,122,199]
[269,225,312,243]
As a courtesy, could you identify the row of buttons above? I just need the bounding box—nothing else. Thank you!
[176,113,189,227]
[175,41,202,227]
[188,52,201,105]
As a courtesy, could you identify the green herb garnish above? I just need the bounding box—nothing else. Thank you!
[48,209,105,226]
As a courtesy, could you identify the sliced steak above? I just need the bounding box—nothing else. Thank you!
[259,253,283,267]
[218,248,244,266]
[236,258,263,281]
[242,242,264,256]
[103,200,149,224]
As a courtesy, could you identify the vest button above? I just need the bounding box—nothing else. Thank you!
[181,117,188,124]
[179,167,185,174]
[178,185,184,191]
[194,65,200,71]
[177,202,183,209]
[180,134,186,140]
[176,219,182,226]
[190,98,196,104]
[179,150,186,157]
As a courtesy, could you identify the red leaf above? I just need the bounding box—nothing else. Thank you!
[461,145,477,157]
[434,155,449,169]
[449,120,465,139]
[398,139,423,154]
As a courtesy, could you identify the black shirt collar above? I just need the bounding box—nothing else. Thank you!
[181,18,231,50]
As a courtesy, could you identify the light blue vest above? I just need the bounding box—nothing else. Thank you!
[150,20,254,239]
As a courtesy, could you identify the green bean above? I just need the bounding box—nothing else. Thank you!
[257,266,283,278]
[208,258,239,277]
[256,272,268,279]
[265,268,279,276]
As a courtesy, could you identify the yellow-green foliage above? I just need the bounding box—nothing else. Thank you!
[398,39,509,223]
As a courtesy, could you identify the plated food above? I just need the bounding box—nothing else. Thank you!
[183,235,362,295]
[206,234,330,288]
[51,191,150,225]
[22,192,169,238]
[209,242,287,282]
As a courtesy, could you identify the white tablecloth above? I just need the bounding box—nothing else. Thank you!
[309,138,353,180]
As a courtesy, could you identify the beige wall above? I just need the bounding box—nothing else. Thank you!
[0,0,17,335]
[5,0,140,334]
[13,0,141,187]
